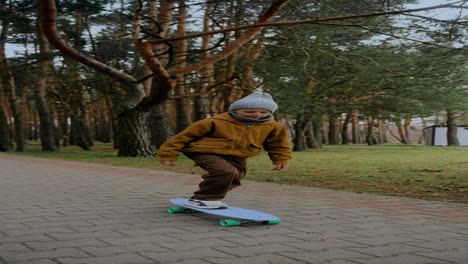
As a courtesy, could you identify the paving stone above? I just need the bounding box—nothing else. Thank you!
[99,234,182,245]
[115,227,185,236]
[354,253,454,264]
[161,238,240,251]
[221,234,307,246]
[57,253,155,264]
[80,243,168,257]
[9,259,58,264]
[318,260,366,264]
[3,248,90,263]
[0,223,28,229]
[0,234,56,243]
[216,243,304,257]
[345,244,434,257]
[67,223,135,232]
[206,253,308,264]
[3,227,75,237]
[167,231,247,242]
[340,234,426,247]
[279,248,374,263]
[340,227,419,237]
[413,250,468,263]
[47,230,124,240]
[23,220,94,229]
[166,260,212,264]
[397,231,466,242]
[25,238,109,250]
[286,239,367,251]
[0,242,31,252]
[404,239,468,251]
[142,248,233,263]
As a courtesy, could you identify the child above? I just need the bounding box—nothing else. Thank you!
[157,92,292,209]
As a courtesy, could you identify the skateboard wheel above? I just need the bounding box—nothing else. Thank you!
[266,218,281,225]
[167,207,185,213]
[219,220,241,227]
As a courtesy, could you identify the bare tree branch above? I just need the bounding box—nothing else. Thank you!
[168,74,239,100]
[167,0,290,75]
[355,24,466,50]
[150,2,465,45]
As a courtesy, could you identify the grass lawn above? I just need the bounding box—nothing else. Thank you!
[4,142,468,204]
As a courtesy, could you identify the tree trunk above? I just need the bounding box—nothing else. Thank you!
[150,103,174,149]
[351,110,361,144]
[57,108,69,147]
[366,115,376,145]
[313,117,323,147]
[0,86,11,151]
[103,95,118,148]
[71,112,91,150]
[418,117,427,144]
[305,118,321,149]
[341,111,352,144]
[446,109,459,146]
[0,2,25,151]
[117,108,153,157]
[32,108,39,141]
[97,103,112,143]
[241,35,265,94]
[328,114,340,145]
[378,119,386,144]
[146,0,176,145]
[66,58,92,150]
[396,118,409,144]
[293,113,307,151]
[34,19,58,151]
[174,0,191,132]
[193,1,215,121]
[222,56,238,113]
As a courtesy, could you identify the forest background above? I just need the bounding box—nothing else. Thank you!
[0,0,467,156]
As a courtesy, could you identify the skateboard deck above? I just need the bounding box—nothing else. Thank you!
[167,198,281,227]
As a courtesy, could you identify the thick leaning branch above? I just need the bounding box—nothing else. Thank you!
[135,41,176,107]
[38,0,145,103]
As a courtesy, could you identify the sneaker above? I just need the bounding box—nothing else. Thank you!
[184,197,228,209]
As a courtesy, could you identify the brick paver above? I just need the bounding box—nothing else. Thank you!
[0,154,467,264]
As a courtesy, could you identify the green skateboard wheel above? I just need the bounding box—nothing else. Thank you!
[266,218,281,225]
[167,207,185,213]
[219,220,241,227]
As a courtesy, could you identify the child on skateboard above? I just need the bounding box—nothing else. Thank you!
[157,92,292,209]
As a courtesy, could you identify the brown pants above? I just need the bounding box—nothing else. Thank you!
[184,153,247,201]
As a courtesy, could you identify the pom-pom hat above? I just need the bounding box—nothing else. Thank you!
[228,92,278,113]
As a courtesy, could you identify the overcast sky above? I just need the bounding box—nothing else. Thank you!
[407,0,467,19]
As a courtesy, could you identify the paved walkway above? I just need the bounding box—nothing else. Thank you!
[0,154,467,264]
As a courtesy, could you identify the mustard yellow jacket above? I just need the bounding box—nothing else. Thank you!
[157,113,292,164]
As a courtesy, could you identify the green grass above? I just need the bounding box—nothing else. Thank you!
[4,143,468,204]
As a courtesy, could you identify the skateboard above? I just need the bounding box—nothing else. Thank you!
[167,198,281,227]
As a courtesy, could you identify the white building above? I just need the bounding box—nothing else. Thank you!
[424,126,468,146]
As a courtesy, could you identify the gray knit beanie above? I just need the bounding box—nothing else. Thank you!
[228,92,278,113]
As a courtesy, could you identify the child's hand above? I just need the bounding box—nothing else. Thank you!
[273,164,288,171]
[160,160,176,167]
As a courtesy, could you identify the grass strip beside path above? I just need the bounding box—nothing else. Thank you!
[5,143,468,204]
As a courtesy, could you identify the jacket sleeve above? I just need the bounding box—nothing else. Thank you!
[263,123,293,165]
[157,119,214,161]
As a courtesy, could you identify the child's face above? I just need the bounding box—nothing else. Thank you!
[234,109,271,119]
